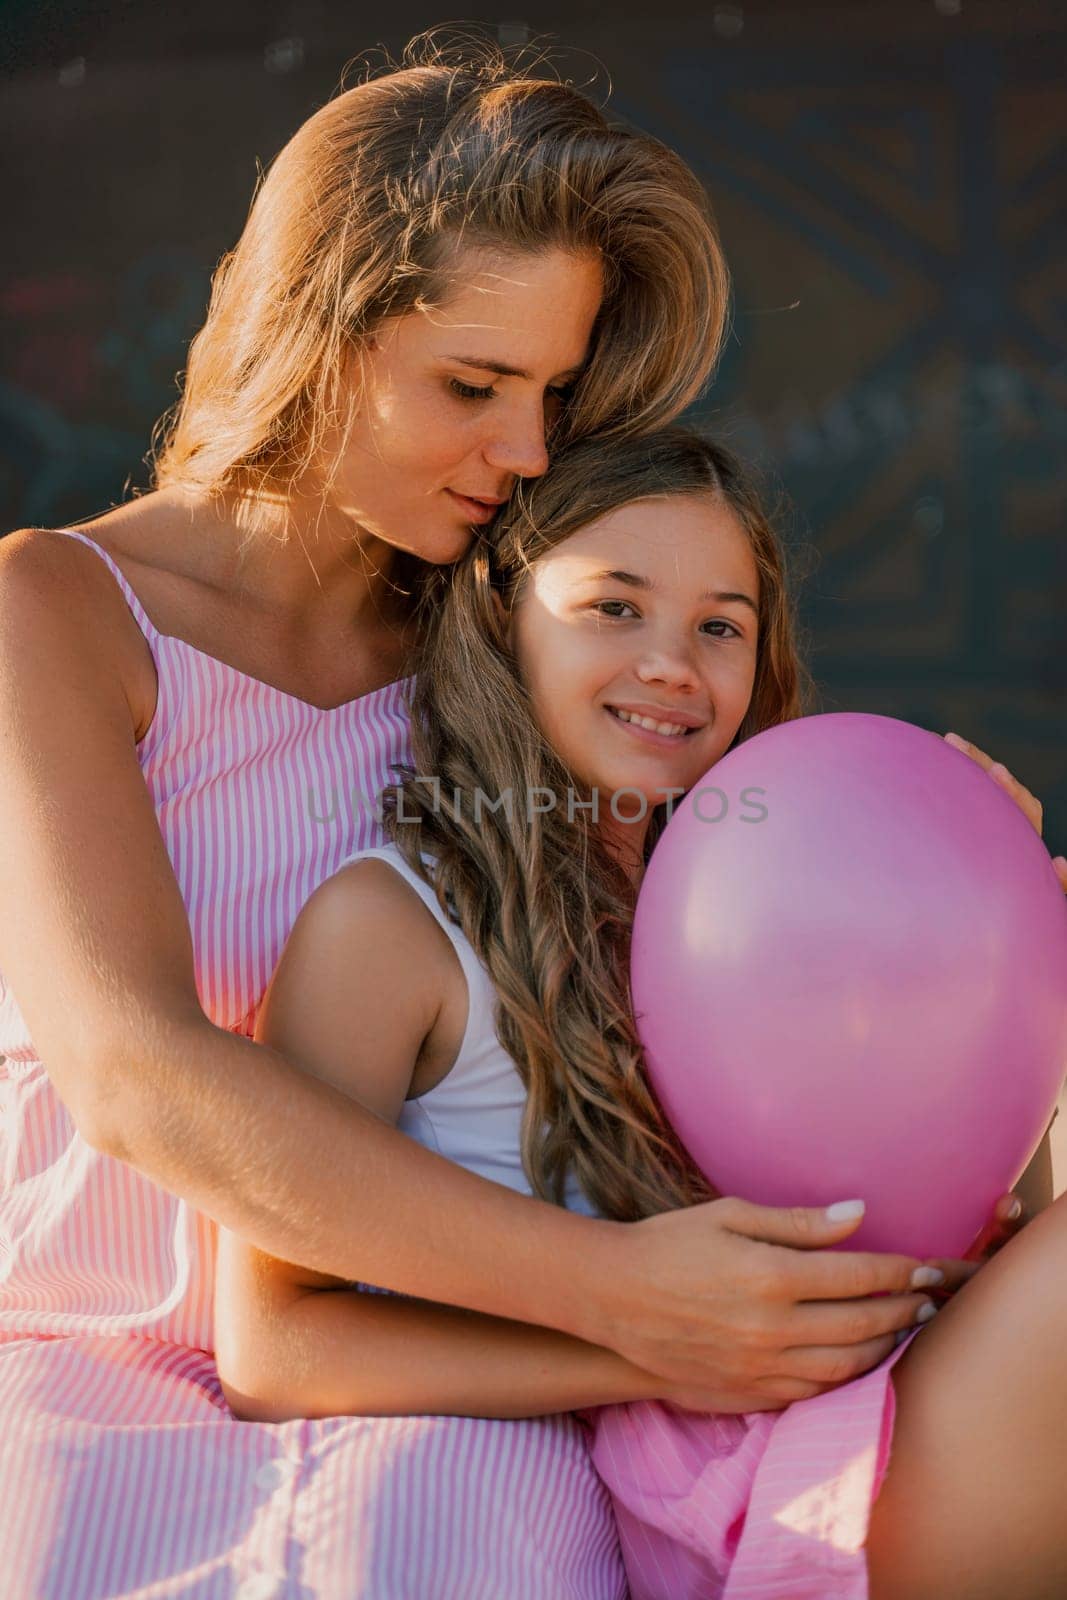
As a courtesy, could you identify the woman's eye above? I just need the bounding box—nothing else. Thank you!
[548,384,576,405]
[449,378,496,401]
[701,620,741,639]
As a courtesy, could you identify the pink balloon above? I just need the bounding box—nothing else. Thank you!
[632,713,1067,1259]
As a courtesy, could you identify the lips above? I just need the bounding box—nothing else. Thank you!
[604,708,703,750]
[606,704,707,734]
[444,489,507,526]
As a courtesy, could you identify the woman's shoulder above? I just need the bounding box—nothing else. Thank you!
[3,490,228,605]
[1,491,250,741]
[3,488,190,573]
[0,516,160,740]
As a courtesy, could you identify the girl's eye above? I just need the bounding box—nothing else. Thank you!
[449,378,496,401]
[548,384,576,405]
[593,603,741,638]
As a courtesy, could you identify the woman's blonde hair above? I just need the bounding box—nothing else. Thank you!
[387,428,817,1221]
[152,31,729,522]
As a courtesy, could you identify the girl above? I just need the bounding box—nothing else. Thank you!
[215,427,1064,1600]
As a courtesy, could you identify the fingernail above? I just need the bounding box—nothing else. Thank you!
[916,1302,938,1324]
[825,1200,865,1222]
[1008,1198,1023,1220]
[945,732,965,746]
[990,763,1010,781]
[910,1266,945,1288]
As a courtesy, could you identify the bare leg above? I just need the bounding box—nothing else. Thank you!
[866,1189,1067,1600]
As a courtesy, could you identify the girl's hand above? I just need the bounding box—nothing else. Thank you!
[943,731,1067,893]
[596,1197,941,1413]
[914,1191,1028,1300]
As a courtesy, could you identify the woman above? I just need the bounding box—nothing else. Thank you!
[0,33,1044,1600]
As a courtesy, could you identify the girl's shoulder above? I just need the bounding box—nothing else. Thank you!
[289,847,467,1020]
[261,847,469,1115]
[302,846,444,936]
[326,849,442,931]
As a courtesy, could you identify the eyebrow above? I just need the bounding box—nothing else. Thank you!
[444,354,584,382]
[584,568,759,617]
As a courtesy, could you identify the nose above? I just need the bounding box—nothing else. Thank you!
[634,631,703,693]
[481,398,551,480]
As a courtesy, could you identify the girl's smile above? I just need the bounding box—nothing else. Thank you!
[604,703,707,744]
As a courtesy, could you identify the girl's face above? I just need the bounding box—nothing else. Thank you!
[327,247,604,566]
[508,493,760,855]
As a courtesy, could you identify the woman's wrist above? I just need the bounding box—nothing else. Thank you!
[534,1212,637,1351]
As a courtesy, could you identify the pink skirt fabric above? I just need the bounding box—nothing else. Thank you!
[584,1334,915,1600]
[0,1333,627,1600]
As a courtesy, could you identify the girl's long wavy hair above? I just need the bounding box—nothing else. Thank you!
[151,30,728,534]
[386,429,817,1221]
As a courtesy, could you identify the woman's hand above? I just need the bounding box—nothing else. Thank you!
[593,1197,941,1414]
[920,1191,1030,1302]
[944,731,1067,893]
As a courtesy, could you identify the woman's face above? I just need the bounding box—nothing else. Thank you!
[508,493,760,845]
[328,247,604,565]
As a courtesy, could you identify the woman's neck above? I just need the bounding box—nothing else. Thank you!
[158,482,414,639]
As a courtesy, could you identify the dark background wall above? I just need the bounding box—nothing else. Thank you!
[2,1,1065,851]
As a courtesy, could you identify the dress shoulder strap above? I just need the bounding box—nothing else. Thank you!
[52,528,160,642]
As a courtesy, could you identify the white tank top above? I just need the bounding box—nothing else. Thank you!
[340,843,600,1219]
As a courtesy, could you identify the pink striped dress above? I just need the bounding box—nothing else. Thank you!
[0,529,627,1600]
